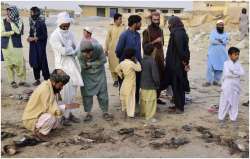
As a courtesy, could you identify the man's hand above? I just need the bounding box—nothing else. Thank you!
[27,37,38,42]
[152,37,162,44]
[6,17,11,23]
[27,37,34,42]
[217,39,223,44]
[65,103,80,109]
[104,50,108,56]
[184,65,190,72]
[131,56,137,63]
[33,37,38,42]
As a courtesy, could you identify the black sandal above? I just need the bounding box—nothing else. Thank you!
[103,113,114,121]
[83,114,93,122]
[18,82,30,87]
[11,81,18,88]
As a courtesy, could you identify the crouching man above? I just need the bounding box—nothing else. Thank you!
[22,69,79,141]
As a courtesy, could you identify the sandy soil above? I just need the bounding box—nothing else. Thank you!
[1,16,249,158]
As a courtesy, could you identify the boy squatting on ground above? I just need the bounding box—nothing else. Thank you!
[218,47,245,128]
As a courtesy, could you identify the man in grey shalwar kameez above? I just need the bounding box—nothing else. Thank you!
[77,40,113,122]
[239,8,249,41]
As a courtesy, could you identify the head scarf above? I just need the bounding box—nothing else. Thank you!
[6,6,20,25]
[168,16,184,32]
[56,12,73,27]
[30,6,41,20]
[29,7,41,36]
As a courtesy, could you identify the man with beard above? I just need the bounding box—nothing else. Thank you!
[116,15,142,112]
[49,12,84,126]
[27,6,50,86]
[203,20,229,87]
[22,69,80,141]
[105,13,125,87]
[164,16,190,114]
[142,11,165,105]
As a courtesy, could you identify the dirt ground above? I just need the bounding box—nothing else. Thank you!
[1,16,249,158]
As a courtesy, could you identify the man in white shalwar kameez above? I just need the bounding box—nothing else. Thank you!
[218,47,244,128]
[49,12,84,126]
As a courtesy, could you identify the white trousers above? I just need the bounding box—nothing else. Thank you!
[218,91,240,121]
[35,113,61,135]
[61,83,78,118]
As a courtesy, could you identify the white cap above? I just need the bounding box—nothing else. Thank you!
[83,27,93,34]
[216,20,224,24]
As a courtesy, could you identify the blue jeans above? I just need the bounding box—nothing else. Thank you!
[206,62,222,83]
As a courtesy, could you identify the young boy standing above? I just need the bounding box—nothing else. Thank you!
[140,44,160,121]
[218,47,245,128]
[115,48,141,118]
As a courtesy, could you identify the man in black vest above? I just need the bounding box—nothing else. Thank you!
[27,7,50,86]
[1,6,28,88]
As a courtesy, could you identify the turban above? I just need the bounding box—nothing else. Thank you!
[56,12,73,26]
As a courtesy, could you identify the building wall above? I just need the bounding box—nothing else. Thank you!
[80,6,183,17]
[82,6,97,16]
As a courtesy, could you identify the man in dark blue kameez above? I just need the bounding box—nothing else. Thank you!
[115,15,142,113]
[27,7,50,86]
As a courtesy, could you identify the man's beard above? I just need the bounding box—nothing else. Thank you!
[216,27,224,34]
[152,22,160,27]
[53,87,61,94]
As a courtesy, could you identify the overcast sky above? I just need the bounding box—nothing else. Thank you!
[4,0,193,11]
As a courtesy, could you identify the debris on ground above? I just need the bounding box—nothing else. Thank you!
[118,128,134,135]
[54,141,69,148]
[166,137,190,148]
[68,135,94,145]
[80,145,92,150]
[2,144,18,156]
[150,128,166,138]
[14,135,44,147]
[78,128,116,144]
[145,125,166,138]
[1,131,16,140]
[182,124,193,131]
[241,150,249,158]
[238,132,248,138]
[195,126,220,143]
[149,137,190,149]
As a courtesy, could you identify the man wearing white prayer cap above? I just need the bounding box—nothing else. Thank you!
[203,19,229,87]
[83,26,97,42]
[49,12,84,126]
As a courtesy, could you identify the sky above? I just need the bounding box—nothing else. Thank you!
[3,0,193,11]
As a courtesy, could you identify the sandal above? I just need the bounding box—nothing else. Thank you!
[83,114,93,122]
[103,113,114,121]
[11,81,18,88]
[208,105,219,113]
[18,82,30,87]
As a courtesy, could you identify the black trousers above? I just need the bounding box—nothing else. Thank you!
[33,64,50,80]
[183,71,190,93]
[172,75,185,111]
